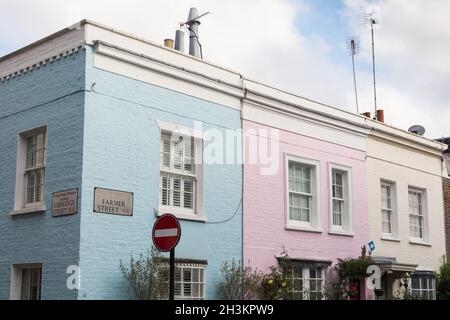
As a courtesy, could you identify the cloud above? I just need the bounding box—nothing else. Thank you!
[1,0,448,139]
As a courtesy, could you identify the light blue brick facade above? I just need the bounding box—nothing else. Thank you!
[0,46,242,299]
[79,47,242,299]
[0,50,86,300]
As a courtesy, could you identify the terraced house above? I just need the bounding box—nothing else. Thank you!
[242,86,370,299]
[0,20,243,300]
[365,119,446,299]
[0,19,447,300]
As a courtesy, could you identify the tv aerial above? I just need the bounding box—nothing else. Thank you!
[180,8,211,59]
[364,7,381,116]
[346,36,360,113]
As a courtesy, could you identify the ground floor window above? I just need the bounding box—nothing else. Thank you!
[283,262,326,300]
[410,273,436,300]
[21,267,42,300]
[11,264,42,300]
[174,265,205,300]
[161,260,206,300]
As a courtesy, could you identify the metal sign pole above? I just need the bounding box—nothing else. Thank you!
[170,248,175,301]
[152,214,181,301]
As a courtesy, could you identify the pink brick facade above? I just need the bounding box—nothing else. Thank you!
[243,120,369,279]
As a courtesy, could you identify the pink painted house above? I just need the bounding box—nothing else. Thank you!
[242,81,369,299]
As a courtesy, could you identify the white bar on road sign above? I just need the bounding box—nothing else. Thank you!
[155,228,178,238]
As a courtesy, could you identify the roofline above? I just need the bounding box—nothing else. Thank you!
[0,20,88,63]
[436,137,450,145]
[367,118,446,153]
[0,19,446,153]
[83,19,243,76]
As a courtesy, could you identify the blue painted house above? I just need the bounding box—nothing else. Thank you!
[0,20,243,300]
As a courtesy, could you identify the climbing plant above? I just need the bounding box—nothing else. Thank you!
[329,246,373,300]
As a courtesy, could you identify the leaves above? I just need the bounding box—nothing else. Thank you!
[328,250,373,300]
[436,255,450,300]
[119,247,169,300]
[217,259,263,300]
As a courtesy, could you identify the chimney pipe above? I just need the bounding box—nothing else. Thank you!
[174,30,185,52]
[164,39,174,49]
[376,109,384,123]
[187,8,202,58]
[362,112,371,118]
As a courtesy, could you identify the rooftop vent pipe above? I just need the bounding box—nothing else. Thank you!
[187,8,202,58]
[174,30,185,52]
[164,39,174,49]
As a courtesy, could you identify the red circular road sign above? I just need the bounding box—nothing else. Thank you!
[152,214,181,252]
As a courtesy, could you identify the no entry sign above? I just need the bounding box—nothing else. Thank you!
[152,214,181,252]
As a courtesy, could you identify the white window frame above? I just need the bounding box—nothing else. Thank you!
[285,154,322,232]
[10,263,42,300]
[158,121,204,221]
[174,264,206,300]
[410,273,436,300]
[161,262,206,300]
[408,187,429,244]
[380,180,399,240]
[328,163,353,235]
[284,263,326,300]
[11,126,47,216]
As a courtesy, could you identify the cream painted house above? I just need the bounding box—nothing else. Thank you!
[366,120,446,299]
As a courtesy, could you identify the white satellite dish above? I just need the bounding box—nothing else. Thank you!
[408,125,425,136]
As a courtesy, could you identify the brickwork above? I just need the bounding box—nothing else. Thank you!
[443,177,450,260]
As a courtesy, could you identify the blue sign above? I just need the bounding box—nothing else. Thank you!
[368,240,375,253]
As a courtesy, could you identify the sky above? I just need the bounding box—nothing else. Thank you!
[0,0,449,139]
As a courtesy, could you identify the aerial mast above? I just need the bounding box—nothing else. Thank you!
[346,37,360,113]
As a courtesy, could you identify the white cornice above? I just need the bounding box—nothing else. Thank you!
[93,41,244,99]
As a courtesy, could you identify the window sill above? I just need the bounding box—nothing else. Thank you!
[409,238,431,247]
[381,235,400,242]
[285,223,323,233]
[10,205,46,216]
[328,229,355,237]
[157,208,206,223]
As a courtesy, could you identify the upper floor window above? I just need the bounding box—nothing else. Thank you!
[25,132,46,204]
[381,182,393,234]
[11,127,47,215]
[380,181,398,239]
[158,124,203,219]
[286,155,321,231]
[329,165,352,233]
[408,188,427,240]
[160,132,195,210]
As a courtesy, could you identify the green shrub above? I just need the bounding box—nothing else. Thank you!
[217,259,262,300]
[260,265,290,300]
[436,256,450,300]
[120,247,168,300]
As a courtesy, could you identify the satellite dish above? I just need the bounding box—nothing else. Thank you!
[408,125,426,136]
